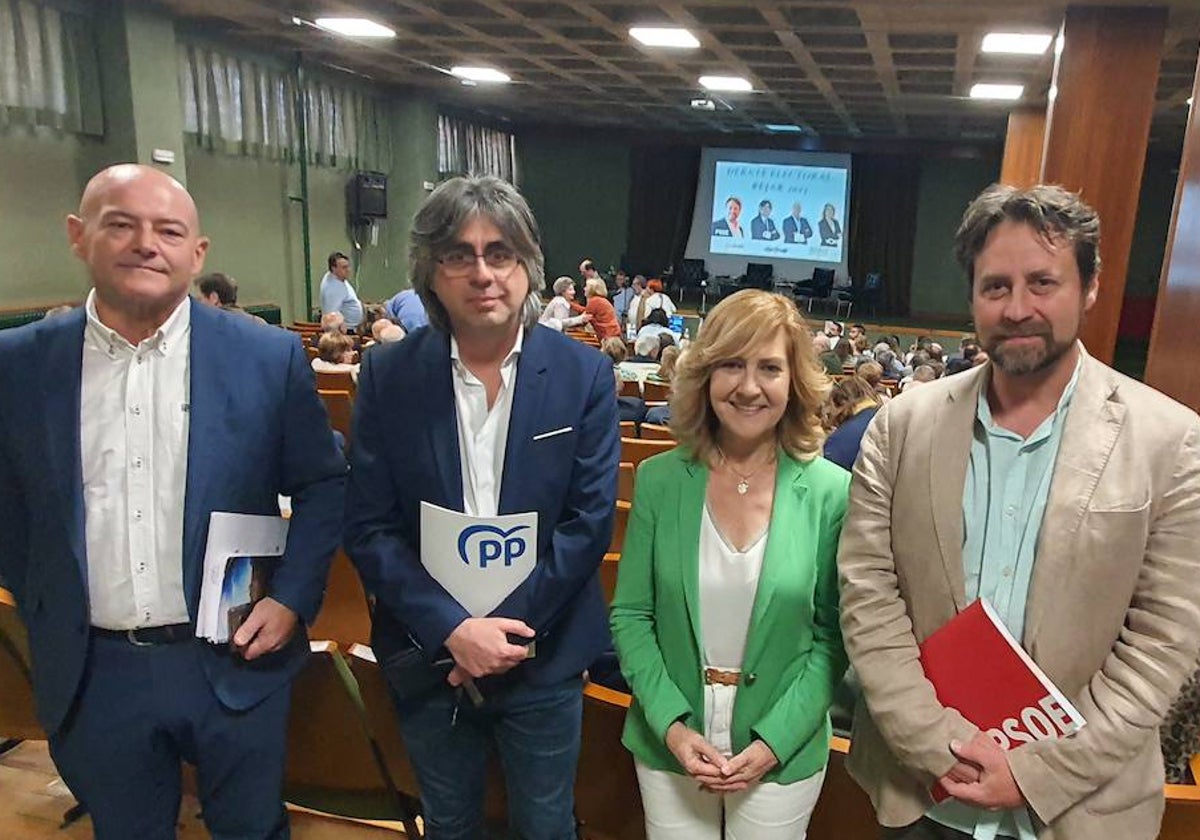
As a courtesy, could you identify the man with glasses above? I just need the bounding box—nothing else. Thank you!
[344,176,619,839]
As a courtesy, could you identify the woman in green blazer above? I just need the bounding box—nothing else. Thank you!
[610,289,850,840]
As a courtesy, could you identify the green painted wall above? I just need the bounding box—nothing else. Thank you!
[518,135,630,286]
[909,155,1001,319]
[0,127,94,308]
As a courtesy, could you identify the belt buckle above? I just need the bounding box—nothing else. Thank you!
[125,628,155,647]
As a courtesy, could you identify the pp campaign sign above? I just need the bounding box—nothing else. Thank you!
[419,502,539,616]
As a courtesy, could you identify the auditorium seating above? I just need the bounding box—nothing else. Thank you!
[575,683,645,840]
[619,378,642,398]
[319,389,354,445]
[638,423,673,441]
[617,462,636,502]
[600,553,621,605]
[315,370,356,393]
[0,588,41,743]
[308,550,372,648]
[283,641,422,838]
[620,437,676,469]
[641,381,670,403]
[609,501,631,554]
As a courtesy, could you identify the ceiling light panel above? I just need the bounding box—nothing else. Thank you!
[314,18,395,38]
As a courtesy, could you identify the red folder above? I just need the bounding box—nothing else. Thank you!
[919,599,1086,801]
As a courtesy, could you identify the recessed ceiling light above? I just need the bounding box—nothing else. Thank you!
[629,27,700,48]
[690,98,716,111]
[450,67,512,84]
[314,18,395,38]
[764,123,804,133]
[981,32,1054,55]
[970,83,1024,100]
[700,76,752,92]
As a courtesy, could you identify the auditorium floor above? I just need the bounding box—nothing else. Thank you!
[0,741,405,839]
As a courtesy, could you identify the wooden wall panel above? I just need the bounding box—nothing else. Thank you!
[1143,65,1200,410]
[1000,109,1047,189]
[1040,6,1167,365]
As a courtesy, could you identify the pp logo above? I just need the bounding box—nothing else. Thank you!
[457,524,531,569]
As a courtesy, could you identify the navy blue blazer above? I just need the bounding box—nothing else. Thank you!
[0,301,346,735]
[751,215,780,241]
[344,324,618,686]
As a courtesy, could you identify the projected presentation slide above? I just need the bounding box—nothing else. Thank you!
[709,161,848,264]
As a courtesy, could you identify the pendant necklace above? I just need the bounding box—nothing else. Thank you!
[716,446,775,495]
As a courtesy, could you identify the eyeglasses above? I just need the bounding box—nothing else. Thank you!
[436,245,519,277]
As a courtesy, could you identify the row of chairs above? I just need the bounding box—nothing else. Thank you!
[619,378,670,402]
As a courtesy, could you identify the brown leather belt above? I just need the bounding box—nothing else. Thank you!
[704,667,741,686]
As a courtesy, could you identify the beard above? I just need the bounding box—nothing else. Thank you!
[985,327,1074,376]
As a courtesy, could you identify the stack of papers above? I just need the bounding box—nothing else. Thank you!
[196,512,290,643]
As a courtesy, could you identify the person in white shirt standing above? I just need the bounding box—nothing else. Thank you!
[319,250,364,330]
[0,164,345,839]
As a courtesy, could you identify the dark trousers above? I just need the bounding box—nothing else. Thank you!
[393,675,583,840]
[882,817,975,839]
[49,634,291,840]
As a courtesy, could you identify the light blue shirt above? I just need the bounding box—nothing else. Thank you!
[385,289,429,333]
[612,286,637,321]
[320,271,363,328]
[929,356,1081,840]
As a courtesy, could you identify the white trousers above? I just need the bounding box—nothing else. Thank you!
[635,683,826,840]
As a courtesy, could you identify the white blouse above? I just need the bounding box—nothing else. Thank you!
[698,504,768,670]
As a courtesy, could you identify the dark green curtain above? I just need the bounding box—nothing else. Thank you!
[847,154,922,316]
[625,145,701,277]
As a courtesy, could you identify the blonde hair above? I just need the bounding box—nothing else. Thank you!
[317,331,354,363]
[600,336,627,365]
[670,289,829,465]
[656,345,680,381]
[827,375,881,428]
[585,277,608,298]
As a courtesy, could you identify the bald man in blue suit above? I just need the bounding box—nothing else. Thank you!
[0,165,345,839]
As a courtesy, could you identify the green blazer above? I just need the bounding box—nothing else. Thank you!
[610,446,850,784]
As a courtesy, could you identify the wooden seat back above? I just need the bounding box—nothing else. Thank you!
[638,423,673,441]
[619,379,642,398]
[599,553,620,605]
[608,501,631,555]
[283,642,420,836]
[319,389,354,445]
[575,683,645,840]
[316,370,356,393]
[0,588,42,741]
[642,381,671,403]
[617,462,636,503]
[308,550,372,647]
[620,437,676,470]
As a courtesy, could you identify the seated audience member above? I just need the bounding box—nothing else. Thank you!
[573,277,620,339]
[901,364,937,392]
[945,356,974,376]
[630,333,661,364]
[610,288,848,840]
[847,323,866,343]
[823,375,882,471]
[196,272,266,323]
[1162,667,1200,783]
[312,331,359,380]
[658,332,677,356]
[637,308,674,343]
[645,404,672,426]
[601,336,640,381]
[813,333,842,375]
[971,348,989,366]
[872,343,905,378]
[377,323,405,344]
[649,345,680,384]
[928,342,944,363]
[541,276,591,329]
[642,278,677,318]
[311,311,347,347]
[833,338,854,371]
[855,360,891,401]
[615,369,648,425]
[369,317,397,343]
[384,287,430,333]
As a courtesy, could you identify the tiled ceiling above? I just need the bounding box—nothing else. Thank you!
[154,0,1199,146]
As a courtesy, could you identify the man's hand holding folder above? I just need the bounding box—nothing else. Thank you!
[444,616,536,681]
[938,731,1025,810]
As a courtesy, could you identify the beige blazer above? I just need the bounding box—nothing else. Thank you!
[838,347,1200,840]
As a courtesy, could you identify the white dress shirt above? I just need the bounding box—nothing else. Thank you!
[81,291,191,630]
[450,327,524,517]
[698,504,768,670]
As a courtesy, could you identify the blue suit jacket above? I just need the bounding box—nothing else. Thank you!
[344,324,618,685]
[751,215,779,241]
[0,301,346,734]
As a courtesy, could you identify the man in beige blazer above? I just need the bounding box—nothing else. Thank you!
[838,183,1200,840]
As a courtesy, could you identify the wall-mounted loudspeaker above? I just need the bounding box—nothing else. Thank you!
[347,171,388,220]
